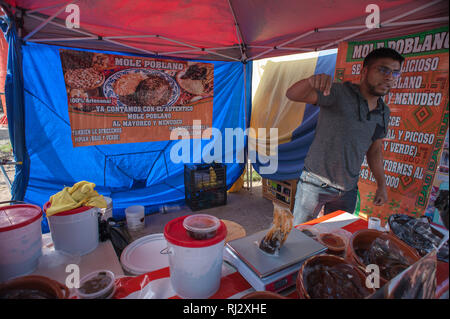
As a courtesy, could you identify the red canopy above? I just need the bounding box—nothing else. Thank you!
[1,0,448,61]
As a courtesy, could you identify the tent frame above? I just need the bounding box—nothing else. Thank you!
[13,0,448,63]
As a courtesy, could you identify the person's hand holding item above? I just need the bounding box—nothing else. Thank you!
[373,186,388,206]
[307,74,332,96]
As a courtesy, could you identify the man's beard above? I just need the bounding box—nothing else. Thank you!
[366,81,389,97]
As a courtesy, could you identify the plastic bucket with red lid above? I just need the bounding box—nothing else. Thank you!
[162,214,227,299]
[43,201,100,256]
[0,203,43,282]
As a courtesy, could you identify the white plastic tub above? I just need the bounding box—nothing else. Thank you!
[0,204,43,282]
[44,202,99,256]
[163,215,227,299]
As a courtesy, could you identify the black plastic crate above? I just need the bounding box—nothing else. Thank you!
[184,163,227,211]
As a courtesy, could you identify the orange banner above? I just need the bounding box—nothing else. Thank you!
[334,27,449,225]
[60,49,214,147]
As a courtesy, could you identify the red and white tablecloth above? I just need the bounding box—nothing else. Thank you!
[112,210,449,299]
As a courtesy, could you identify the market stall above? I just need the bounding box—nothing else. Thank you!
[0,0,449,301]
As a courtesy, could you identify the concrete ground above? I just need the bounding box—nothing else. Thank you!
[0,126,14,203]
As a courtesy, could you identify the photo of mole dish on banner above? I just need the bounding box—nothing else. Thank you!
[60,49,214,147]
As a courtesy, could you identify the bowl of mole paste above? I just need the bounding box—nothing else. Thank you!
[0,275,70,299]
[346,229,421,284]
[318,233,346,254]
[76,270,115,299]
[297,254,374,299]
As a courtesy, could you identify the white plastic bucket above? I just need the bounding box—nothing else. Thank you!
[163,215,227,299]
[45,204,100,256]
[0,204,43,282]
[125,205,145,231]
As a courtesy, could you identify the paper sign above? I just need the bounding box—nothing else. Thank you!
[60,49,214,147]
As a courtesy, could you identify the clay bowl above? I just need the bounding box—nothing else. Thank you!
[317,233,346,254]
[297,254,374,299]
[0,275,70,299]
[345,229,421,285]
[241,291,289,299]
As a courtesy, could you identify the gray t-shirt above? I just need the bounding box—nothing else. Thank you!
[303,81,390,191]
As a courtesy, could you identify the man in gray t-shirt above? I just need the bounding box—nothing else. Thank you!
[286,48,404,225]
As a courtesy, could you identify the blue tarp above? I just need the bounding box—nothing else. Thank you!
[1,13,30,202]
[3,30,252,232]
[252,51,337,181]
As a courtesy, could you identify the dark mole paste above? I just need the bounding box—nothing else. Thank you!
[0,289,55,299]
[304,263,372,299]
[79,272,112,295]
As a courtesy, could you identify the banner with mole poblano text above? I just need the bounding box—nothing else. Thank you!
[60,49,214,147]
[334,26,449,226]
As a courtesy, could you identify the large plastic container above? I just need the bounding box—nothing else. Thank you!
[0,204,43,282]
[44,202,100,256]
[163,215,227,299]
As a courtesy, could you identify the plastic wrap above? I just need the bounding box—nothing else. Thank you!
[389,214,448,262]
[259,203,293,255]
[356,237,412,280]
[369,250,437,299]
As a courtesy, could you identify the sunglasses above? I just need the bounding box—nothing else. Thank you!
[375,65,401,78]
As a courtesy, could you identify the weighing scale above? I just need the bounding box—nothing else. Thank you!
[224,228,327,293]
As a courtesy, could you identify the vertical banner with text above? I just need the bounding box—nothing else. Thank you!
[335,27,449,224]
[60,49,214,147]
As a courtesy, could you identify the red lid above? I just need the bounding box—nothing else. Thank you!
[43,201,94,216]
[0,204,43,232]
[164,215,227,248]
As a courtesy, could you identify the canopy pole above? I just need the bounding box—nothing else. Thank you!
[319,0,445,50]
[383,17,449,27]
[248,30,315,61]
[103,35,158,40]
[27,36,97,42]
[103,38,159,56]
[243,61,251,191]
[248,45,314,52]
[157,35,240,61]
[26,11,239,60]
[27,12,159,56]
[160,45,241,55]
[26,1,73,15]
[26,12,95,37]
[227,0,247,61]
[23,0,77,41]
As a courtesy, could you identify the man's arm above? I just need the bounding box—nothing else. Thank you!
[286,74,332,104]
[366,139,388,206]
